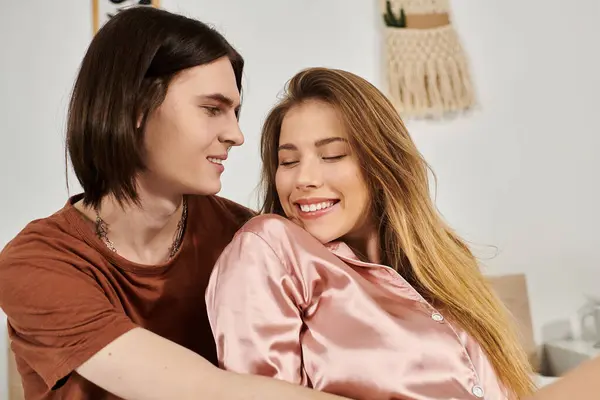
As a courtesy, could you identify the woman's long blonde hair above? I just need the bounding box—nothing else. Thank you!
[260,67,534,397]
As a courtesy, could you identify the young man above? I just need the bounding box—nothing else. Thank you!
[0,7,346,400]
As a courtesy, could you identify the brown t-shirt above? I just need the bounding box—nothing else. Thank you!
[0,194,254,400]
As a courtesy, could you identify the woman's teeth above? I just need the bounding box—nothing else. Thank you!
[207,157,223,164]
[299,201,335,213]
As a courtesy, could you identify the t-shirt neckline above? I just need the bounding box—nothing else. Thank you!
[62,193,194,275]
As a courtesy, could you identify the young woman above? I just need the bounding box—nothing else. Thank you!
[0,7,346,400]
[207,67,536,399]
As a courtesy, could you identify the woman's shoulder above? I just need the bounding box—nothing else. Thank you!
[233,214,328,261]
[238,213,306,239]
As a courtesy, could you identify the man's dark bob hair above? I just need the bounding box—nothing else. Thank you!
[66,7,244,209]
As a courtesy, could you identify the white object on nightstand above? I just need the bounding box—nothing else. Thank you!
[532,373,559,388]
[579,296,600,344]
[545,339,600,376]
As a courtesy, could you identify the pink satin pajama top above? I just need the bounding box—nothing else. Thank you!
[206,214,507,400]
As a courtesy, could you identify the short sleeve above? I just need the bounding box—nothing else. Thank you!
[206,231,308,385]
[0,258,137,389]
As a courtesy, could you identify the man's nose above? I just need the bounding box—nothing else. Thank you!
[219,116,244,147]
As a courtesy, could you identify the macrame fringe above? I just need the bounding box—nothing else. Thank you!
[385,25,475,119]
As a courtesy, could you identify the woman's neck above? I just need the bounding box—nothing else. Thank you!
[344,228,381,265]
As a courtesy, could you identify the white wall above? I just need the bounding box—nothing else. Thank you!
[1,0,599,395]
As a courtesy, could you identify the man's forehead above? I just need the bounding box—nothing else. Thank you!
[174,62,240,102]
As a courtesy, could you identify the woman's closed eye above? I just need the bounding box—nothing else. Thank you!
[279,155,346,166]
[279,159,298,167]
[322,155,346,161]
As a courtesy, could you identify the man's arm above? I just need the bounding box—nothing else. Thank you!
[0,254,347,400]
[77,327,349,400]
[524,356,600,400]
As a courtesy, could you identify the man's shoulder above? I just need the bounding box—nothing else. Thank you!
[211,195,256,221]
[0,209,89,302]
[188,194,256,233]
[0,208,78,264]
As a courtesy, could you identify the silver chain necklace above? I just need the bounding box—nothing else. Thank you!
[95,198,188,260]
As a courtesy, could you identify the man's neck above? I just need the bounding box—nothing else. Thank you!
[76,184,186,265]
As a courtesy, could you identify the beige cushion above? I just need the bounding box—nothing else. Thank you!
[488,273,539,371]
[8,336,24,400]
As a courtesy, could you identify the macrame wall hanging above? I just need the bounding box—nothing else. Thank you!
[382,0,476,119]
